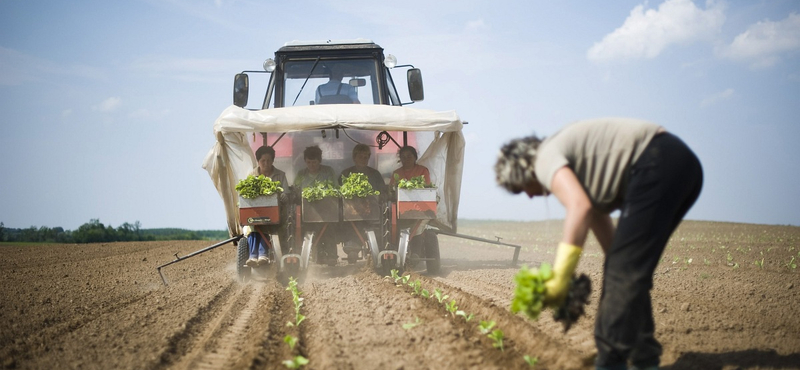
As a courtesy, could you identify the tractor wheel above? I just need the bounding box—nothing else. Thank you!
[237,237,251,282]
[424,230,441,275]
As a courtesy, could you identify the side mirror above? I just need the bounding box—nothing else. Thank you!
[407,68,424,102]
[233,73,249,107]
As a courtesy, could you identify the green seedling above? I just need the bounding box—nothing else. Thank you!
[401,274,411,285]
[390,269,400,281]
[284,335,298,350]
[456,310,474,322]
[402,317,422,330]
[285,277,305,327]
[445,300,458,316]
[432,288,449,304]
[524,355,539,367]
[409,280,422,296]
[785,256,797,270]
[420,289,430,299]
[282,355,309,369]
[511,264,552,320]
[754,257,765,269]
[488,329,505,351]
[479,320,496,335]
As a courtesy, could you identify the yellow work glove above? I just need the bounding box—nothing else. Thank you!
[242,225,252,237]
[544,242,583,307]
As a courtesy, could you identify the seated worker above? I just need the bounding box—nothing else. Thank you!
[339,144,388,194]
[390,145,433,265]
[245,146,288,267]
[390,145,431,186]
[293,145,337,265]
[293,145,335,189]
[339,144,387,261]
[315,69,359,104]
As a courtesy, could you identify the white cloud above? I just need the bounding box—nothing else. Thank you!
[93,97,122,112]
[718,13,800,68]
[61,109,73,118]
[700,88,734,107]
[587,0,726,63]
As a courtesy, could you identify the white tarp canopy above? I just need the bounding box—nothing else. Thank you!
[203,104,465,236]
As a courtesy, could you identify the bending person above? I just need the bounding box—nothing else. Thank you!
[495,118,703,370]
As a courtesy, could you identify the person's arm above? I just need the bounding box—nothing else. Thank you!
[543,166,592,306]
[550,166,592,246]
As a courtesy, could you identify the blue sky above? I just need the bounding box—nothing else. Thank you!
[1,0,799,231]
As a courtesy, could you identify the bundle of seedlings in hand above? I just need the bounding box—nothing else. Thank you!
[512,263,592,332]
[395,174,436,189]
[235,174,284,198]
[301,180,340,202]
[511,263,552,320]
[339,173,380,199]
[553,273,592,332]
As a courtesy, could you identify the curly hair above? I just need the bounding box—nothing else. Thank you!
[495,135,543,194]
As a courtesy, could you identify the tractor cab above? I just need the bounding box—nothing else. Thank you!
[233,39,424,109]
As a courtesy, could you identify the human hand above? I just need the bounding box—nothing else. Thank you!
[543,242,582,307]
[242,225,252,236]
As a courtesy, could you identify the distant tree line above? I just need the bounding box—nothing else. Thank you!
[0,220,228,244]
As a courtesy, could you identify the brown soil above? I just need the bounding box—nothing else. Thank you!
[1,220,799,370]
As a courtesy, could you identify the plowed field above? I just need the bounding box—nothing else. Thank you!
[2,221,799,370]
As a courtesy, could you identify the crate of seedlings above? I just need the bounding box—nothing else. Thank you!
[301,180,341,223]
[236,175,284,225]
[396,175,437,220]
[340,173,381,221]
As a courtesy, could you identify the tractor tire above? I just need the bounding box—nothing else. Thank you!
[237,237,251,282]
[424,230,441,275]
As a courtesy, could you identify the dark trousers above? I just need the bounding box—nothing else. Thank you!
[595,133,703,367]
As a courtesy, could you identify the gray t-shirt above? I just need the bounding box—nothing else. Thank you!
[534,118,662,213]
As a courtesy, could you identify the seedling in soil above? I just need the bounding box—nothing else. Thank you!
[479,320,496,335]
[282,355,309,369]
[488,329,505,351]
[409,279,422,296]
[286,277,306,327]
[284,335,298,350]
[432,288,449,304]
[455,310,474,322]
[445,300,458,316]
[785,256,797,270]
[754,257,765,269]
[420,289,430,299]
[524,355,539,367]
[402,317,422,330]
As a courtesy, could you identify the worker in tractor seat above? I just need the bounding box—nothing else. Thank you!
[293,145,338,264]
[495,118,703,370]
[389,145,431,186]
[315,69,360,104]
[340,144,388,194]
[244,145,289,267]
[339,144,388,259]
[390,145,432,264]
[293,145,335,190]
